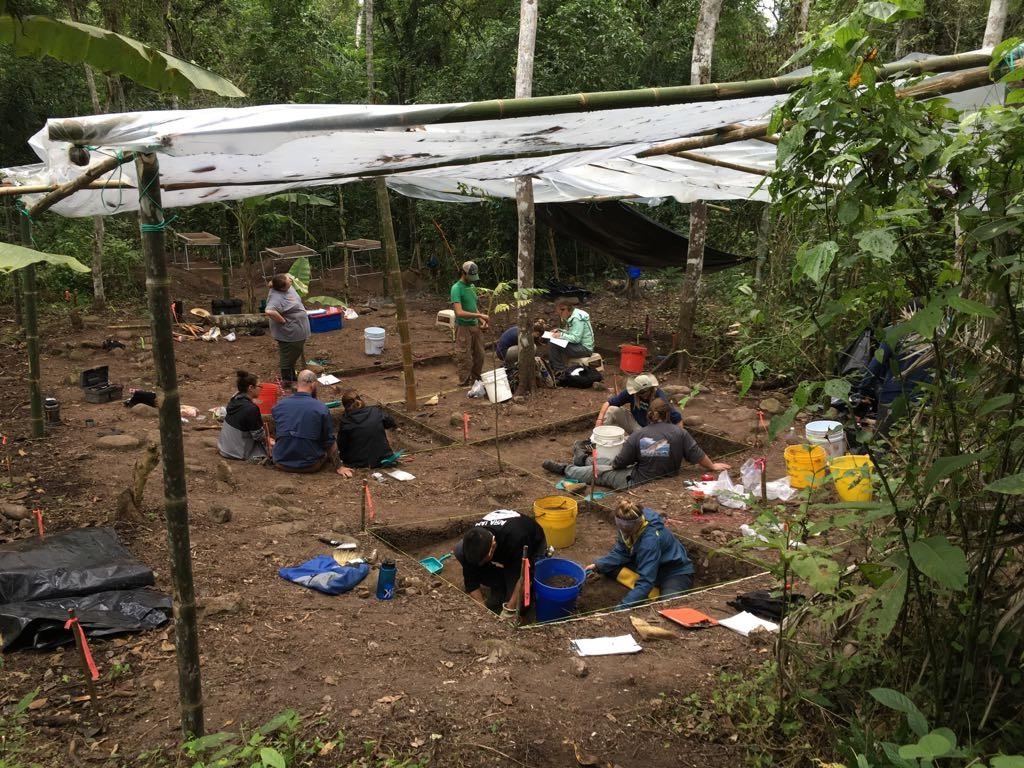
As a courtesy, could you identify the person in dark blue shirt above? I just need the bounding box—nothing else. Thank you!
[497,320,547,366]
[595,373,682,434]
[271,370,348,475]
[585,499,694,608]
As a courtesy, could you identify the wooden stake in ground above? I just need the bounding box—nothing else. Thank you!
[18,211,44,438]
[65,608,99,704]
[135,152,204,739]
[361,478,368,532]
[373,178,417,411]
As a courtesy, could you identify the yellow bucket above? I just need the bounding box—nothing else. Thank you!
[829,455,875,502]
[533,495,578,549]
[784,444,829,489]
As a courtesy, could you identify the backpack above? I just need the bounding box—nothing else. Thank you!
[557,365,603,389]
[727,590,806,622]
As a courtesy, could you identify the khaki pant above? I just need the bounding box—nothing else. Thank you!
[603,405,641,434]
[455,324,484,385]
[277,339,306,382]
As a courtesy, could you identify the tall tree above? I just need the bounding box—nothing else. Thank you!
[983,0,1007,48]
[673,0,725,373]
[365,0,374,103]
[514,0,538,395]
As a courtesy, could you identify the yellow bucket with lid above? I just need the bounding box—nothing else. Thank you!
[533,495,578,549]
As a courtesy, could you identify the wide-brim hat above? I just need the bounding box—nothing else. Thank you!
[626,373,659,394]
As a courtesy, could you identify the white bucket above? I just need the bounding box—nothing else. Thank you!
[481,368,513,403]
[590,425,626,462]
[805,420,846,460]
[364,327,386,356]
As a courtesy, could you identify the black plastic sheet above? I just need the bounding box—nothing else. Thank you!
[0,527,169,651]
[0,527,154,603]
[0,588,170,651]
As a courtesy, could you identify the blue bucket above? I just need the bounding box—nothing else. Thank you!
[533,558,585,622]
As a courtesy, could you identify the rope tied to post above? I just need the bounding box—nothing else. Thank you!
[137,168,177,232]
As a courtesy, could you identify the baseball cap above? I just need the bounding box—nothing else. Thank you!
[461,260,480,282]
[626,373,659,394]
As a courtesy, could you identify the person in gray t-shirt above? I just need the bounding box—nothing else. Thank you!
[264,273,311,383]
[543,398,730,489]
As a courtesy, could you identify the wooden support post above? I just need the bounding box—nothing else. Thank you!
[18,213,44,438]
[135,152,205,739]
[373,178,417,411]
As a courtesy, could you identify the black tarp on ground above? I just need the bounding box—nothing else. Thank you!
[0,527,170,651]
[536,201,750,272]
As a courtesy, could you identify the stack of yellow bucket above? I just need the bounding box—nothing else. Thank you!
[784,444,829,489]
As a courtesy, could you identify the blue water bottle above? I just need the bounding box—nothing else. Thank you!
[376,559,397,600]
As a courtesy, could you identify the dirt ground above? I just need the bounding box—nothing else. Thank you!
[0,259,839,766]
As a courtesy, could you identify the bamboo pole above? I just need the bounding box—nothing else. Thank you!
[373,178,417,411]
[18,213,44,439]
[0,180,131,198]
[46,52,992,144]
[26,153,134,217]
[135,152,204,739]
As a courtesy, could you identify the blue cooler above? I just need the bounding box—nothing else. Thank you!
[308,309,343,333]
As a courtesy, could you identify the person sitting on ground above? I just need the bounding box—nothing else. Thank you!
[546,297,594,373]
[218,370,273,464]
[496,319,547,364]
[585,499,695,609]
[543,398,729,490]
[337,390,400,470]
[454,510,549,619]
[264,272,311,385]
[451,260,489,386]
[597,373,682,434]
[271,370,347,475]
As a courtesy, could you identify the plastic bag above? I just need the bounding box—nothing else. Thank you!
[739,459,796,502]
[712,471,750,510]
[467,380,486,398]
[278,556,370,595]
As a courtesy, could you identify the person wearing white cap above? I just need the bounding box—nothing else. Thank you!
[450,260,489,386]
[596,373,682,435]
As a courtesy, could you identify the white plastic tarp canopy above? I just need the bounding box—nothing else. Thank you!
[4,95,786,217]
[0,54,1001,217]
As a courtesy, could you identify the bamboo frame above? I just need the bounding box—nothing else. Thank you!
[135,152,205,738]
[0,180,131,198]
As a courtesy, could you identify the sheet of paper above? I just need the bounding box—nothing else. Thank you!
[570,634,643,657]
[718,611,779,637]
[541,332,570,348]
[386,469,416,481]
[317,374,341,386]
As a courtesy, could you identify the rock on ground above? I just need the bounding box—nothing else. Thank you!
[207,505,232,524]
[758,397,784,415]
[200,592,246,616]
[0,503,30,521]
[96,434,142,450]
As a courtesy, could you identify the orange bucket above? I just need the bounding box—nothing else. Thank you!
[257,382,283,415]
[619,345,647,374]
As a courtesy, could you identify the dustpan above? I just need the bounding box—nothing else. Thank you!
[419,553,452,574]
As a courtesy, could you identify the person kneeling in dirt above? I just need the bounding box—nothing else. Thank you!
[337,390,400,470]
[542,398,729,490]
[272,370,347,475]
[218,370,273,465]
[596,373,682,435]
[454,510,549,619]
[585,499,694,608]
[499,320,547,367]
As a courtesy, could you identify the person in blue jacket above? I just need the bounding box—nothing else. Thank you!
[596,373,682,434]
[584,499,694,608]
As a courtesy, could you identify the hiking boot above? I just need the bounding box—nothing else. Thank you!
[542,460,567,475]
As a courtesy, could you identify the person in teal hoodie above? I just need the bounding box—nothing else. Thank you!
[585,500,694,608]
[547,297,595,373]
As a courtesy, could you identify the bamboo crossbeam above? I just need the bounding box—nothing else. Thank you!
[47,51,992,145]
[27,153,135,217]
[0,180,131,198]
[673,150,773,176]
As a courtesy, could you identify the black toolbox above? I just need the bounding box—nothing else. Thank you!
[80,366,124,404]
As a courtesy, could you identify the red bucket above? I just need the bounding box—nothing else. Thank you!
[619,345,647,374]
[257,382,283,415]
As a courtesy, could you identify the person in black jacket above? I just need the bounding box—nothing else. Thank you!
[218,370,272,464]
[336,390,398,472]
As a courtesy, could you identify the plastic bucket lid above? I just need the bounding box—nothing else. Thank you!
[364,327,386,338]
[591,425,626,443]
[806,420,843,437]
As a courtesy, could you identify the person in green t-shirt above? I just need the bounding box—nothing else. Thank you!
[450,260,489,385]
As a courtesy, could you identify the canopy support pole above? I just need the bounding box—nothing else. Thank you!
[18,213,44,439]
[135,151,205,739]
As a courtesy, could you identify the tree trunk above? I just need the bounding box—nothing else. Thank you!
[546,223,559,281]
[514,0,539,396]
[337,188,350,295]
[797,0,810,39]
[240,222,256,313]
[355,0,364,47]
[753,205,772,284]
[365,0,374,103]
[135,152,205,739]
[374,179,417,410]
[983,0,1008,49]
[408,197,422,270]
[163,0,179,109]
[19,215,44,439]
[673,0,724,374]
